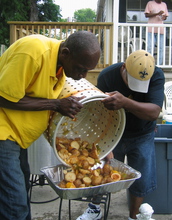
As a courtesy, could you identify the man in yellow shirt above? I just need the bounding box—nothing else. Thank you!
[0,31,100,220]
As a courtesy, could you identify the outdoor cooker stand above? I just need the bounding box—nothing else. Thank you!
[58,193,111,220]
[29,174,59,204]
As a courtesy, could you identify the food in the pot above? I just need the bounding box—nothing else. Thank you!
[56,137,129,188]
[111,171,121,181]
[56,137,100,166]
[58,162,130,188]
[82,176,92,186]
[91,175,103,186]
[64,172,76,182]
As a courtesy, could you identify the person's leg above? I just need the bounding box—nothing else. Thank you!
[126,131,156,219]
[147,32,154,55]
[20,148,31,220]
[159,34,164,65]
[76,195,102,220]
[0,140,31,220]
[128,193,144,219]
[91,194,103,204]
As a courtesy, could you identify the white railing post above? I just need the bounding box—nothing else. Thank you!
[112,0,119,64]
[0,45,6,56]
[117,23,172,69]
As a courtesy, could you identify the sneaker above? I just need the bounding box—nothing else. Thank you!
[76,203,102,220]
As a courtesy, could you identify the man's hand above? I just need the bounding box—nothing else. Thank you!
[104,152,114,164]
[55,96,84,119]
[101,91,126,110]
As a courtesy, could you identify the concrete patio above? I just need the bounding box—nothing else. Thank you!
[30,180,172,220]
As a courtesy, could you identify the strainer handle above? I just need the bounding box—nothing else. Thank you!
[80,95,108,105]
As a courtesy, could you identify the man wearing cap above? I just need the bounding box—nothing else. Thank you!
[76,50,164,220]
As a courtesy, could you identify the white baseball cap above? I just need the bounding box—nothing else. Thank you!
[126,50,155,93]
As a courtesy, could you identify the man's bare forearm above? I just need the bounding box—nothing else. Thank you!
[0,96,59,111]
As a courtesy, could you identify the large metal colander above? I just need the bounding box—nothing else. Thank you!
[45,77,126,166]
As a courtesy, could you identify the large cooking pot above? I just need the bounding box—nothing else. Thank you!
[28,135,61,175]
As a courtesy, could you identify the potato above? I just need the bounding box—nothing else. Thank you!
[78,155,87,161]
[56,143,65,151]
[56,137,71,147]
[92,169,100,177]
[105,176,114,183]
[59,148,69,154]
[99,168,104,175]
[79,169,91,175]
[79,184,86,188]
[81,149,89,157]
[89,144,99,159]
[71,140,80,150]
[64,172,76,182]
[76,173,84,179]
[73,179,82,188]
[58,148,69,160]
[91,175,103,186]
[71,149,80,156]
[103,164,112,175]
[101,177,108,184]
[87,157,95,166]
[58,180,66,188]
[81,160,90,170]
[83,176,92,186]
[69,155,79,164]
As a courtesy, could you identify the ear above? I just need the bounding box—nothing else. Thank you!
[120,63,126,72]
[122,63,126,69]
[61,47,70,57]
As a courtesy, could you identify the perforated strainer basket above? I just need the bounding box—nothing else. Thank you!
[45,77,126,166]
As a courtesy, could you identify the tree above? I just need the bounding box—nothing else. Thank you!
[37,0,61,22]
[30,0,39,21]
[0,0,29,46]
[0,0,62,46]
[74,8,96,22]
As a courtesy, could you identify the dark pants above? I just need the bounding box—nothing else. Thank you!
[0,140,31,220]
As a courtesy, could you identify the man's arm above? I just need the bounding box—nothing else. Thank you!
[101,91,161,121]
[0,95,84,119]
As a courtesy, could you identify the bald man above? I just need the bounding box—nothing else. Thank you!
[0,31,100,220]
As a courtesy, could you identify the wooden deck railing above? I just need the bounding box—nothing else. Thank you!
[8,21,114,70]
[7,21,172,85]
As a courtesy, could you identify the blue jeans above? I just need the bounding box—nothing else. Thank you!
[0,140,31,220]
[91,131,157,204]
[147,32,164,65]
[113,131,157,197]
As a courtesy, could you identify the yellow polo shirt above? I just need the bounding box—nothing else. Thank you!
[0,34,66,148]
